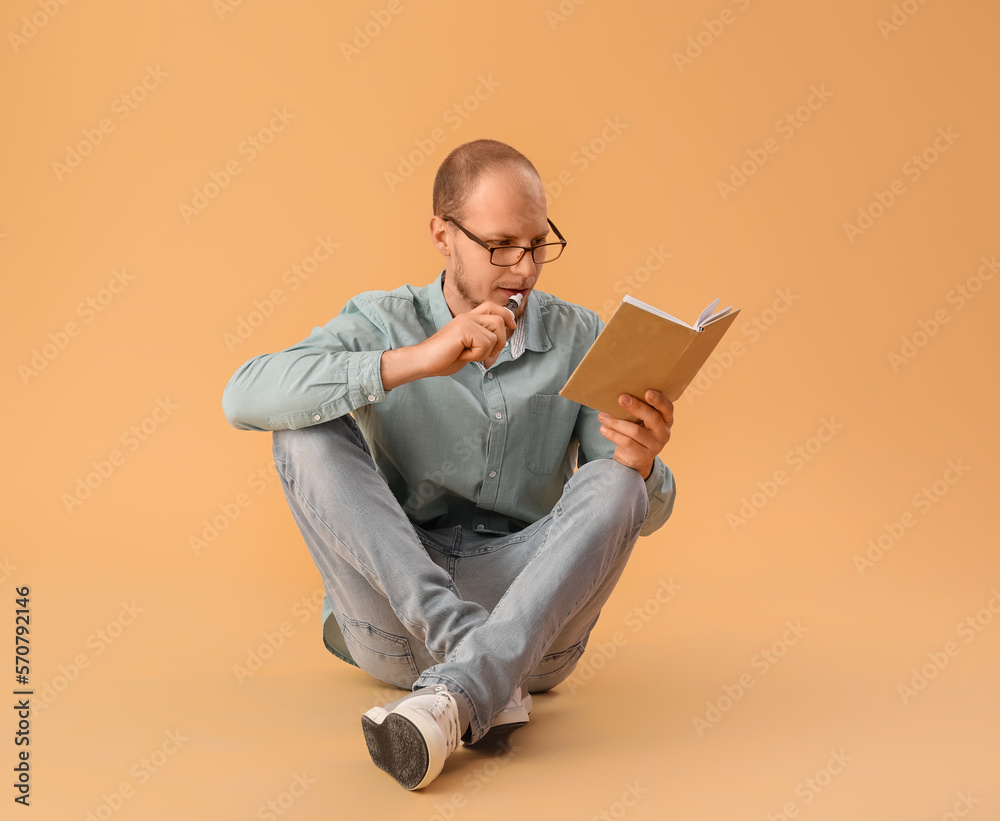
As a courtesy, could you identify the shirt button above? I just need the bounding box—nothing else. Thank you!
[495,412,502,419]
[367,394,376,402]
[476,524,484,531]
[313,414,321,421]
[487,373,494,380]
[489,470,497,478]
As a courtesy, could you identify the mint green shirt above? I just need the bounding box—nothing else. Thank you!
[222,271,675,538]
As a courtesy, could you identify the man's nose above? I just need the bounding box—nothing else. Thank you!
[512,250,539,276]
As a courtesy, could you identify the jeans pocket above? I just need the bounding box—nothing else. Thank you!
[526,640,587,691]
[339,618,420,689]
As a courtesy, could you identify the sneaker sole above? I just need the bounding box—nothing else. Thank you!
[362,706,450,790]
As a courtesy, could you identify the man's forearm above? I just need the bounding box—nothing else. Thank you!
[223,345,385,431]
[380,346,428,391]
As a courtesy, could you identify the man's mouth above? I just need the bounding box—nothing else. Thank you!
[500,287,529,298]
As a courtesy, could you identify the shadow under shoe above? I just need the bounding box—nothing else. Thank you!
[464,686,532,749]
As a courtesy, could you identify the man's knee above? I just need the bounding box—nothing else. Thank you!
[570,459,649,528]
[273,414,368,469]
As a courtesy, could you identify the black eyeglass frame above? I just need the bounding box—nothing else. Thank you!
[443,217,567,266]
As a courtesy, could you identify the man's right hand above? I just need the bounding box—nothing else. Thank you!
[380,301,516,390]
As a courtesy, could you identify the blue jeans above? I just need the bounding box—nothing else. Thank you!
[272,414,649,743]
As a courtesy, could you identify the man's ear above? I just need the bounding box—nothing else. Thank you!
[429,215,451,257]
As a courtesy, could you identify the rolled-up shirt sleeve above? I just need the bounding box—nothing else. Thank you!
[222,296,390,431]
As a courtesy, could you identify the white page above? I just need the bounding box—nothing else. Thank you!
[697,303,734,329]
[621,294,694,329]
[622,294,732,331]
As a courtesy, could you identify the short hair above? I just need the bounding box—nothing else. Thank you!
[432,139,542,222]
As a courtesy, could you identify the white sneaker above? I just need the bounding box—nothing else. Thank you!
[361,685,461,790]
[467,686,532,747]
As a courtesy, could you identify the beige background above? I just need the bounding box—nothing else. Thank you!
[2,0,998,818]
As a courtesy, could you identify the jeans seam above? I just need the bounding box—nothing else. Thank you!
[527,641,586,679]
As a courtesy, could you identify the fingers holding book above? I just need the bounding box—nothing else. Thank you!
[598,390,673,478]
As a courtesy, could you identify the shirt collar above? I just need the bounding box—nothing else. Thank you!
[428,270,552,356]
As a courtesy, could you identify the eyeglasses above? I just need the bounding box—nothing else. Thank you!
[444,217,567,266]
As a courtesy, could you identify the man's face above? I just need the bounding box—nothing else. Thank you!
[435,168,549,320]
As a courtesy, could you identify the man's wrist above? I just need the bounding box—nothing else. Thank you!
[380,347,426,391]
[639,461,653,481]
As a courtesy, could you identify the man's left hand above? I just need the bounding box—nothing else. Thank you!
[597,390,674,480]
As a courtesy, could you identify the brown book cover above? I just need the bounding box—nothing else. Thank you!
[559,296,741,423]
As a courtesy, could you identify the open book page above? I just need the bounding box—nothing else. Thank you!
[694,299,734,329]
[621,295,734,331]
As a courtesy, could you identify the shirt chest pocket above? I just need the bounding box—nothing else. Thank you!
[524,394,581,476]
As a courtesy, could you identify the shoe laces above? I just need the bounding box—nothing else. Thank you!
[421,685,461,757]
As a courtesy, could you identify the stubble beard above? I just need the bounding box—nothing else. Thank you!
[450,244,485,312]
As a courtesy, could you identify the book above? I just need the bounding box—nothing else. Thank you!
[559,295,741,422]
